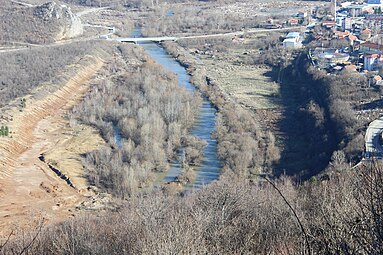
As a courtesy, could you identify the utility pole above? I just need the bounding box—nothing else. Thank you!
[333,0,337,21]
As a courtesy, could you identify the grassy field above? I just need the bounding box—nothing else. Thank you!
[185,35,282,111]
[202,57,280,110]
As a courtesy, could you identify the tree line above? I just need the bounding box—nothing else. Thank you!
[0,41,99,108]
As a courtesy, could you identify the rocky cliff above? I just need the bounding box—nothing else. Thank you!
[34,2,83,40]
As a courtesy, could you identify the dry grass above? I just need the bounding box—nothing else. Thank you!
[203,57,280,109]
[44,123,105,191]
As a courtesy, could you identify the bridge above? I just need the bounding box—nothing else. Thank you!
[116,37,178,44]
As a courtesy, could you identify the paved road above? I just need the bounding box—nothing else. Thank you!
[115,26,304,43]
[116,36,178,43]
[365,118,383,158]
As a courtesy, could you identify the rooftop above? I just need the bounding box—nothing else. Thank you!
[286,32,300,38]
[283,38,298,43]
[361,42,383,51]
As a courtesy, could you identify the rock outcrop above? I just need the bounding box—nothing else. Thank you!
[34,1,83,40]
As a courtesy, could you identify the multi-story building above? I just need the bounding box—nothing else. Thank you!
[364,53,383,70]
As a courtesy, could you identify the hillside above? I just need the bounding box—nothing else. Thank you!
[0,0,82,44]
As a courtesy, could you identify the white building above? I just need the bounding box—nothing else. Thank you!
[283,38,298,47]
[283,32,301,48]
[286,32,300,41]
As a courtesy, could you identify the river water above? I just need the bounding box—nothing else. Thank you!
[126,28,221,189]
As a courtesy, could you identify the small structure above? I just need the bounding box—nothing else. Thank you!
[289,18,299,26]
[368,0,383,7]
[286,32,300,39]
[317,52,350,68]
[373,75,383,85]
[283,32,301,48]
[297,11,307,18]
[322,20,337,29]
[360,28,372,40]
[343,17,353,30]
[337,31,351,39]
[283,38,299,47]
[346,34,358,46]
[343,64,358,71]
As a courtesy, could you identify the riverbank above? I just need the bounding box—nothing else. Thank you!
[137,39,221,190]
[162,41,276,178]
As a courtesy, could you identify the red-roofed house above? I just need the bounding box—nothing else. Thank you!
[360,42,383,53]
[289,19,299,26]
[344,64,358,72]
[364,54,383,70]
[337,31,350,39]
[346,34,358,46]
[360,28,372,40]
[322,21,337,29]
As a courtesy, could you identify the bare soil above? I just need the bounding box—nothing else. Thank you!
[0,56,104,235]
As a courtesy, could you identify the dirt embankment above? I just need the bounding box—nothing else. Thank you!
[0,56,103,178]
[0,55,104,235]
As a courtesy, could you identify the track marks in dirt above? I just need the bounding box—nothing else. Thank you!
[0,56,104,180]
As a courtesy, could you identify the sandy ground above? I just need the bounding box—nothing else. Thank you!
[0,56,104,236]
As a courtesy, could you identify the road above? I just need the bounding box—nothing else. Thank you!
[114,26,304,44]
[10,0,35,7]
[178,26,304,40]
[365,118,383,158]
[76,7,110,17]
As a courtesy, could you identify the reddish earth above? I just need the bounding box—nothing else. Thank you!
[0,57,104,236]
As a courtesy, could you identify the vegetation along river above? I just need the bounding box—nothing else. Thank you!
[128,28,221,189]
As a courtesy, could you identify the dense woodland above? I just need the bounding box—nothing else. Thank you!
[1,163,383,254]
[141,4,262,37]
[0,41,100,108]
[72,44,202,197]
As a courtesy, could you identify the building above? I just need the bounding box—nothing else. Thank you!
[283,38,299,47]
[368,0,383,7]
[342,4,371,17]
[368,0,382,4]
[336,13,348,27]
[283,32,301,48]
[297,11,307,18]
[289,18,299,26]
[346,34,358,46]
[337,31,350,39]
[341,2,353,8]
[364,53,383,70]
[360,28,372,40]
[317,52,350,68]
[322,20,337,29]
[343,64,358,72]
[343,17,353,30]
[286,32,300,40]
[360,42,383,53]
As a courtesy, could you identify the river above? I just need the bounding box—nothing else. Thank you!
[124,28,221,189]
